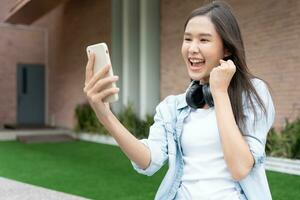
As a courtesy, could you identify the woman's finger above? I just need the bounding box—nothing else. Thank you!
[220,59,227,64]
[219,63,227,69]
[85,64,111,91]
[91,87,120,103]
[227,60,236,72]
[85,53,95,86]
[91,75,119,94]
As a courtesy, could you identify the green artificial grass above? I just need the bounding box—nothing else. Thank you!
[0,140,299,199]
[267,171,300,200]
[0,141,166,199]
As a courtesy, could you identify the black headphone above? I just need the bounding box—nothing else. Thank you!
[185,56,233,109]
[186,81,214,109]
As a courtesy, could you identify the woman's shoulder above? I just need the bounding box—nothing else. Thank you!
[250,78,268,91]
[159,93,186,108]
[155,93,186,118]
[243,78,275,113]
[247,78,272,100]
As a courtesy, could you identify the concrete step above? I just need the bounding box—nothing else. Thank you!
[0,129,74,141]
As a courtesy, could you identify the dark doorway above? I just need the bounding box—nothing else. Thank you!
[17,64,45,125]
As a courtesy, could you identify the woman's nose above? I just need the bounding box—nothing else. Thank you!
[188,42,200,54]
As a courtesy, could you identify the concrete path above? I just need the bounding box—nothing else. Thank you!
[0,177,89,200]
[0,129,75,141]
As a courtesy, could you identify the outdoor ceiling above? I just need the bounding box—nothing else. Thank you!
[4,0,68,25]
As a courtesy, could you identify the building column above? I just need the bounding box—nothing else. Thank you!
[111,0,123,114]
[140,0,160,118]
[122,0,140,113]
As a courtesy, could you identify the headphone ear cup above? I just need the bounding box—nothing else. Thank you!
[202,84,214,107]
[186,81,206,109]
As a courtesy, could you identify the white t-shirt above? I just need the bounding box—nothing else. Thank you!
[176,107,240,200]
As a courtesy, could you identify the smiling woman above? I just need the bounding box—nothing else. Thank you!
[182,16,227,83]
[83,1,275,200]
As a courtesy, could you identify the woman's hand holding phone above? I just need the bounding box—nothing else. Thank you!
[83,53,151,169]
[83,53,119,121]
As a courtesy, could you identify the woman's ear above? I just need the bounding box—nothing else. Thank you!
[223,49,233,61]
[224,49,232,58]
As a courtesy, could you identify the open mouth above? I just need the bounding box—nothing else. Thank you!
[189,58,205,69]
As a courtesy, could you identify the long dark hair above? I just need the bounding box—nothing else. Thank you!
[184,0,267,130]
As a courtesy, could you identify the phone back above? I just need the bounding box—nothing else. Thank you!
[86,43,110,74]
[86,43,118,103]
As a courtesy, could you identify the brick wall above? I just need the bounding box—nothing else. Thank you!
[33,0,111,128]
[160,0,300,129]
[0,24,45,127]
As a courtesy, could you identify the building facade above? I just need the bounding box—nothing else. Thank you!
[0,0,299,130]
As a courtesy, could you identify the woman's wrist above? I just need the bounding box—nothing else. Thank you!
[212,90,229,100]
[98,109,115,125]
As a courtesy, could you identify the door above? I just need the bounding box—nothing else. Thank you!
[17,64,45,125]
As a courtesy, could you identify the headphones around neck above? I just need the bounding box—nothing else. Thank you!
[186,81,214,109]
[185,55,233,109]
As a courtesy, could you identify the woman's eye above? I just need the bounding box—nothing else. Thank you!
[184,38,192,41]
[201,39,209,42]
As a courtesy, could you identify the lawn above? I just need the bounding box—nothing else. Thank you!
[0,140,299,200]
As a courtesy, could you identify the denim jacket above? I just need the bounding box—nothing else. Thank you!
[131,79,275,200]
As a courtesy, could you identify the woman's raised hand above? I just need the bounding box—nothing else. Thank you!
[209,59,236,96]
[83,53,119,121]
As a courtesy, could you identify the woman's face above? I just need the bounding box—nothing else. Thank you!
[182,15,227,83]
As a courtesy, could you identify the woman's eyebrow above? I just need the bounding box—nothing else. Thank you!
[184,32,212,37]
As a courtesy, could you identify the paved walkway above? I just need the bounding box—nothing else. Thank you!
[0,177,89,200]
[0,129,75,141]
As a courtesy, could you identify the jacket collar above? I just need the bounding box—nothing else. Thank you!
[176,81,195,110]
[176,93,189,110]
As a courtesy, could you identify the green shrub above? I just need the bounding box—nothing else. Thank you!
[74,103,109,135]
[74,103,154,138]
[75,103,300,159]
[281,118,300,159]
[266,128,292,158]
[117,103,154,138]
[266,118,300,159]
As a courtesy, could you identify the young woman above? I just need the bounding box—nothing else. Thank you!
[83,1,275,199]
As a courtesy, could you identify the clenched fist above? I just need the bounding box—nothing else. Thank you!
[209,59,236,95]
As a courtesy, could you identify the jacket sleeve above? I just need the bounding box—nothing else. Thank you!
[241,79,275,169]
[130,98,170,176]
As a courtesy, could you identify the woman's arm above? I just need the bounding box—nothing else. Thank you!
[83,54,151,169]
[213,91,254,181]
[99,111,151,170]
[210,59,254,181]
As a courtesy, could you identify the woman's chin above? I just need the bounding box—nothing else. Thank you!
[188,73,209,83]
[188,73,203,81]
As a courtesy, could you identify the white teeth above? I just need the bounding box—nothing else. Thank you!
[189,58,205,63]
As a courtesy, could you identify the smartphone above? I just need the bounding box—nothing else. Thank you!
[86,42,119,103]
